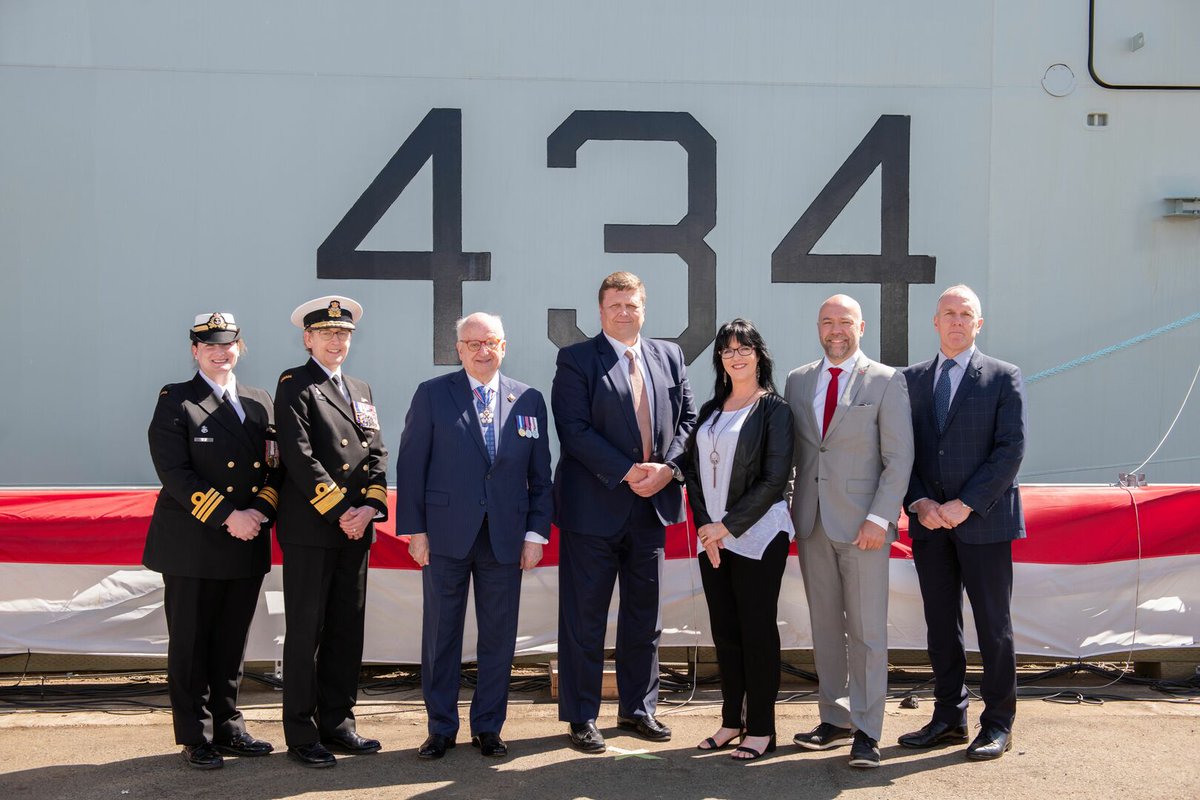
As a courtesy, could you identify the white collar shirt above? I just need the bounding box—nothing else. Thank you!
[934,345,976,405]
[198,372,245,423]
[604,332,656,432]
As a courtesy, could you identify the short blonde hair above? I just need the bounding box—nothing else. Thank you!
[598,271,646,305]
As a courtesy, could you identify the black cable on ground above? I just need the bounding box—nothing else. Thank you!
[3,660,1196,714]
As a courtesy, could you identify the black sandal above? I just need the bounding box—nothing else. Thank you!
[697,728,746,751]
[732,734,777,761]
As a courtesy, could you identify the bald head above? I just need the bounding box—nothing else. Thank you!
[817,294,865,365]
[819,294,863,322]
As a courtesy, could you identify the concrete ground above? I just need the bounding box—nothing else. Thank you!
[1,674,1197,800]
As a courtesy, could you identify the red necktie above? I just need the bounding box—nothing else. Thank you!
[822,367,843,438]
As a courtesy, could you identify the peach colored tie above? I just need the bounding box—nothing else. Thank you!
[626,350,653,460]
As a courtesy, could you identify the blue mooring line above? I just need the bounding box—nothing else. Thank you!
[1027,310,1200,383]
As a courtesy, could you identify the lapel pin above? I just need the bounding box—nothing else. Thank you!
[507,393,516,402]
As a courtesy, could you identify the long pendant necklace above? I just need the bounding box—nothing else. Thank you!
[707,394,761,488]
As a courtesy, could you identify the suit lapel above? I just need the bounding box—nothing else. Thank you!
[450,370,492,463]
[642,339,673,459]
[305,359,359,431]
[598,335,643,449]
[942,349,983,433]
[794,362,822,441]
[496,374,521,455]
[192,374,253,452]
[823,357,871,440]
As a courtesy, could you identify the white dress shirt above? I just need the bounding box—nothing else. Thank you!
[934,345,976,406]
[603,332,657,433]
[198,372,245,422]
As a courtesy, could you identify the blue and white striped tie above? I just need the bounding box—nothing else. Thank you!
[473,386,496,461]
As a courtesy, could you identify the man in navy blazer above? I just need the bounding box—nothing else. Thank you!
[898,285,1027,761]
[395,312,552,760]
[552,271,697,752]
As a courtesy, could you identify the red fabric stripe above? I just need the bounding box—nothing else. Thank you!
[0,485,1197,568]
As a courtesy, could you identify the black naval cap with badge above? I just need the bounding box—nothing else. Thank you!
[190,312,241,344]
[290,295,363,330]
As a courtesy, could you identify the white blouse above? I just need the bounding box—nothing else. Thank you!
[697,402,795,560]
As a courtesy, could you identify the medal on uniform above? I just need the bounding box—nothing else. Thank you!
[265,426,280,468]
[480,408,494,425]
[353,400,380,430]
[529,417,539,439]
[516,415,526,436]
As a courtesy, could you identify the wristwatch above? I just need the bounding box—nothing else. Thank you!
[668,462,684,483]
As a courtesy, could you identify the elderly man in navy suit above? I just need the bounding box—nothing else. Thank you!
[395,312,552,760]
[552,271,697,752]
[898,285,1027,761]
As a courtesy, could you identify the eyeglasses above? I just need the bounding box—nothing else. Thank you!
[459,338,504,352]
[719,346,755,359]
[313,329,352,341]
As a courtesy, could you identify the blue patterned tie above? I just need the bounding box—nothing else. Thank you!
[473,386,496,461]
[934,359,955,432]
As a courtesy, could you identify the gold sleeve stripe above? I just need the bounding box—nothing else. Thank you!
[256,487,279,509]
[310,482,345,515]
[190,489,224,523]
[365,485,388,503]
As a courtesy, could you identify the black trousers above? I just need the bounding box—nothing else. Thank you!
[557,514,665,724]
[912,533,1017,732]
[162,573,264,746]
[698,532,790,737]
[280,541,370,746]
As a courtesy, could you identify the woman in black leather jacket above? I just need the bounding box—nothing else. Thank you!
[681,318,795,761]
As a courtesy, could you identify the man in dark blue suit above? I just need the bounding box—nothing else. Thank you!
[898,285,1027,761]
[552,271,697,752]
[395,312,552,760]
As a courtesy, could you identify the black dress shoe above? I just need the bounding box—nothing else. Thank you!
[966,727,1013,761]
[321,730,381,754]
[616,714,672,742]
[793,722,853,750]
[287,742,336,768]
[418,734,456,760]
[897,720,970,749]
[213,731,274,757]
[567,721,606,753]
[181,742,223,770]
[848,731,881,768]
[471,732,508,757]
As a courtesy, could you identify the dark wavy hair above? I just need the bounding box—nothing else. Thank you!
[693,317,777,429]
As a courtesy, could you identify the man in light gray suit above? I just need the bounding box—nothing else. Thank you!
[784,294,914,769]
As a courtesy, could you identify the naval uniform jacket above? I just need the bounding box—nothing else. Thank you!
[143,373,284,579]
[274,358,389,547]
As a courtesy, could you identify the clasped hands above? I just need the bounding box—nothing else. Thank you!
[623,462,674,497]
[225,508,268,541]
[697,522,730,568]
[910,498,972,530]
[339,506,376,540]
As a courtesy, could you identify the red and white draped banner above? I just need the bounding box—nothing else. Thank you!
[1,485,1197,662]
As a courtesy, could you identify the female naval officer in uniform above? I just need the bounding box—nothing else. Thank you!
[143,312,285,769]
